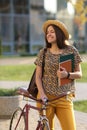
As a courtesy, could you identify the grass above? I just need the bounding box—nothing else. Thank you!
[0,88,17,96]
[74,100,87,113]
[77,62,87,82]
[0,64,35,81]
[0,62,87,82]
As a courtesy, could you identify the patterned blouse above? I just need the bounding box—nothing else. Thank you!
[34,45,82,96]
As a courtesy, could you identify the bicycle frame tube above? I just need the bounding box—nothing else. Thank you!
[23,103,42,130]
[36,120,42,130]
[25,104,29,130]
[14,107,26,130]
[14,104,29,130]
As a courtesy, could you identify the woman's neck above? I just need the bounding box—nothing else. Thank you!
[50,45,63,54]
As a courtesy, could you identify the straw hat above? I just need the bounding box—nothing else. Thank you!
[43,20,69,40]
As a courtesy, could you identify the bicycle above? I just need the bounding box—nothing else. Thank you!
[9,87,69,130]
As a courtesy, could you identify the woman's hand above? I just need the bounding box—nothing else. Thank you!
[57,66,68,79]
[40,93,48,103]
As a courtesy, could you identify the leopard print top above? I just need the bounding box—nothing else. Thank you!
[34,45,82,96]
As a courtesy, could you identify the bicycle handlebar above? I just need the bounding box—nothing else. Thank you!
[17,88,71,104]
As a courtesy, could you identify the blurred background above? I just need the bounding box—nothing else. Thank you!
[0,2,87,127]
[0,0,87,55]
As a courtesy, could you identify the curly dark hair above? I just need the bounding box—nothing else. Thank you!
[45,24,68,49]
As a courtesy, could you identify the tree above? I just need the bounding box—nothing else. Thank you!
[66,0,87,25]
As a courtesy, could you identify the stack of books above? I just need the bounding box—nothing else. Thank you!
[59,53,74,86]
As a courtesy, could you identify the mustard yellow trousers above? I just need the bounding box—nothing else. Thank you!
[37,93,76,130]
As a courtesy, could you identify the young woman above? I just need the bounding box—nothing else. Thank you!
[34,20,82,130]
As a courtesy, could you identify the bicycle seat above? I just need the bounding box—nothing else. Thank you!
[17,87,29,97]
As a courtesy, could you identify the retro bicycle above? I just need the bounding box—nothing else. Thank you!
[9,88,69,130]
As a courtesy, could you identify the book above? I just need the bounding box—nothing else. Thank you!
[59,53,74,86]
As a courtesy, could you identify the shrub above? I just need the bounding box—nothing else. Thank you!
[0,88,17,96]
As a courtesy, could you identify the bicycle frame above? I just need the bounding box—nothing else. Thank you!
[14,102,44,130]
[11,87,70,130]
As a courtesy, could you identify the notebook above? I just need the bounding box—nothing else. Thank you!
[59,53,74,86]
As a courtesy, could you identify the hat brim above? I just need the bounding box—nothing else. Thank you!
[43,20,69,40]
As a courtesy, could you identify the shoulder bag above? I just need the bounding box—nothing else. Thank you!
[27,48,47,98]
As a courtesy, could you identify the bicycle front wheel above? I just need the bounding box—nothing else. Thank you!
[41,119,50,130]
[9,107,26,130]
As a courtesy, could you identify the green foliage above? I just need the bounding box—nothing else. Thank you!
[74,100,87,113]
[0,62,87,82]
[77,62,87,82]
[0,64,35,81]
[0,88,17,96]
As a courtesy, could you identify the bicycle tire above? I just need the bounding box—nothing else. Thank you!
[41,119,50,130]
[9,107,26,130]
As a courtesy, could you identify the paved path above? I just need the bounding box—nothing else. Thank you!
[0,81,87,101]
[0,57,36,66]
[0,110,87,130]
[0,53,87,66]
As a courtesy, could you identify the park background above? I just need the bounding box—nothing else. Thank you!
[0,0,87,55]
[0,0,87,130]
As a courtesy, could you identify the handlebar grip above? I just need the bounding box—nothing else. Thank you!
[43,98,48,104]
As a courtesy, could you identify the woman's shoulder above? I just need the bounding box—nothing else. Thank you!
[40,47,47,53]
[66,44,78,52]
[38,48,44,54]
[37,47,47,56]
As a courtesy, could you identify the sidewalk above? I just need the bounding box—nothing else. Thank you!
[0,57,36,66]
[0,81,87,101]
[0,53,87,66]
[0,110,87,130]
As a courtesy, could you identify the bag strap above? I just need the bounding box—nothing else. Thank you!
[42,48,47,77]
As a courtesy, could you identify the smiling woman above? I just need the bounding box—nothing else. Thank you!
[44,0,57,13]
